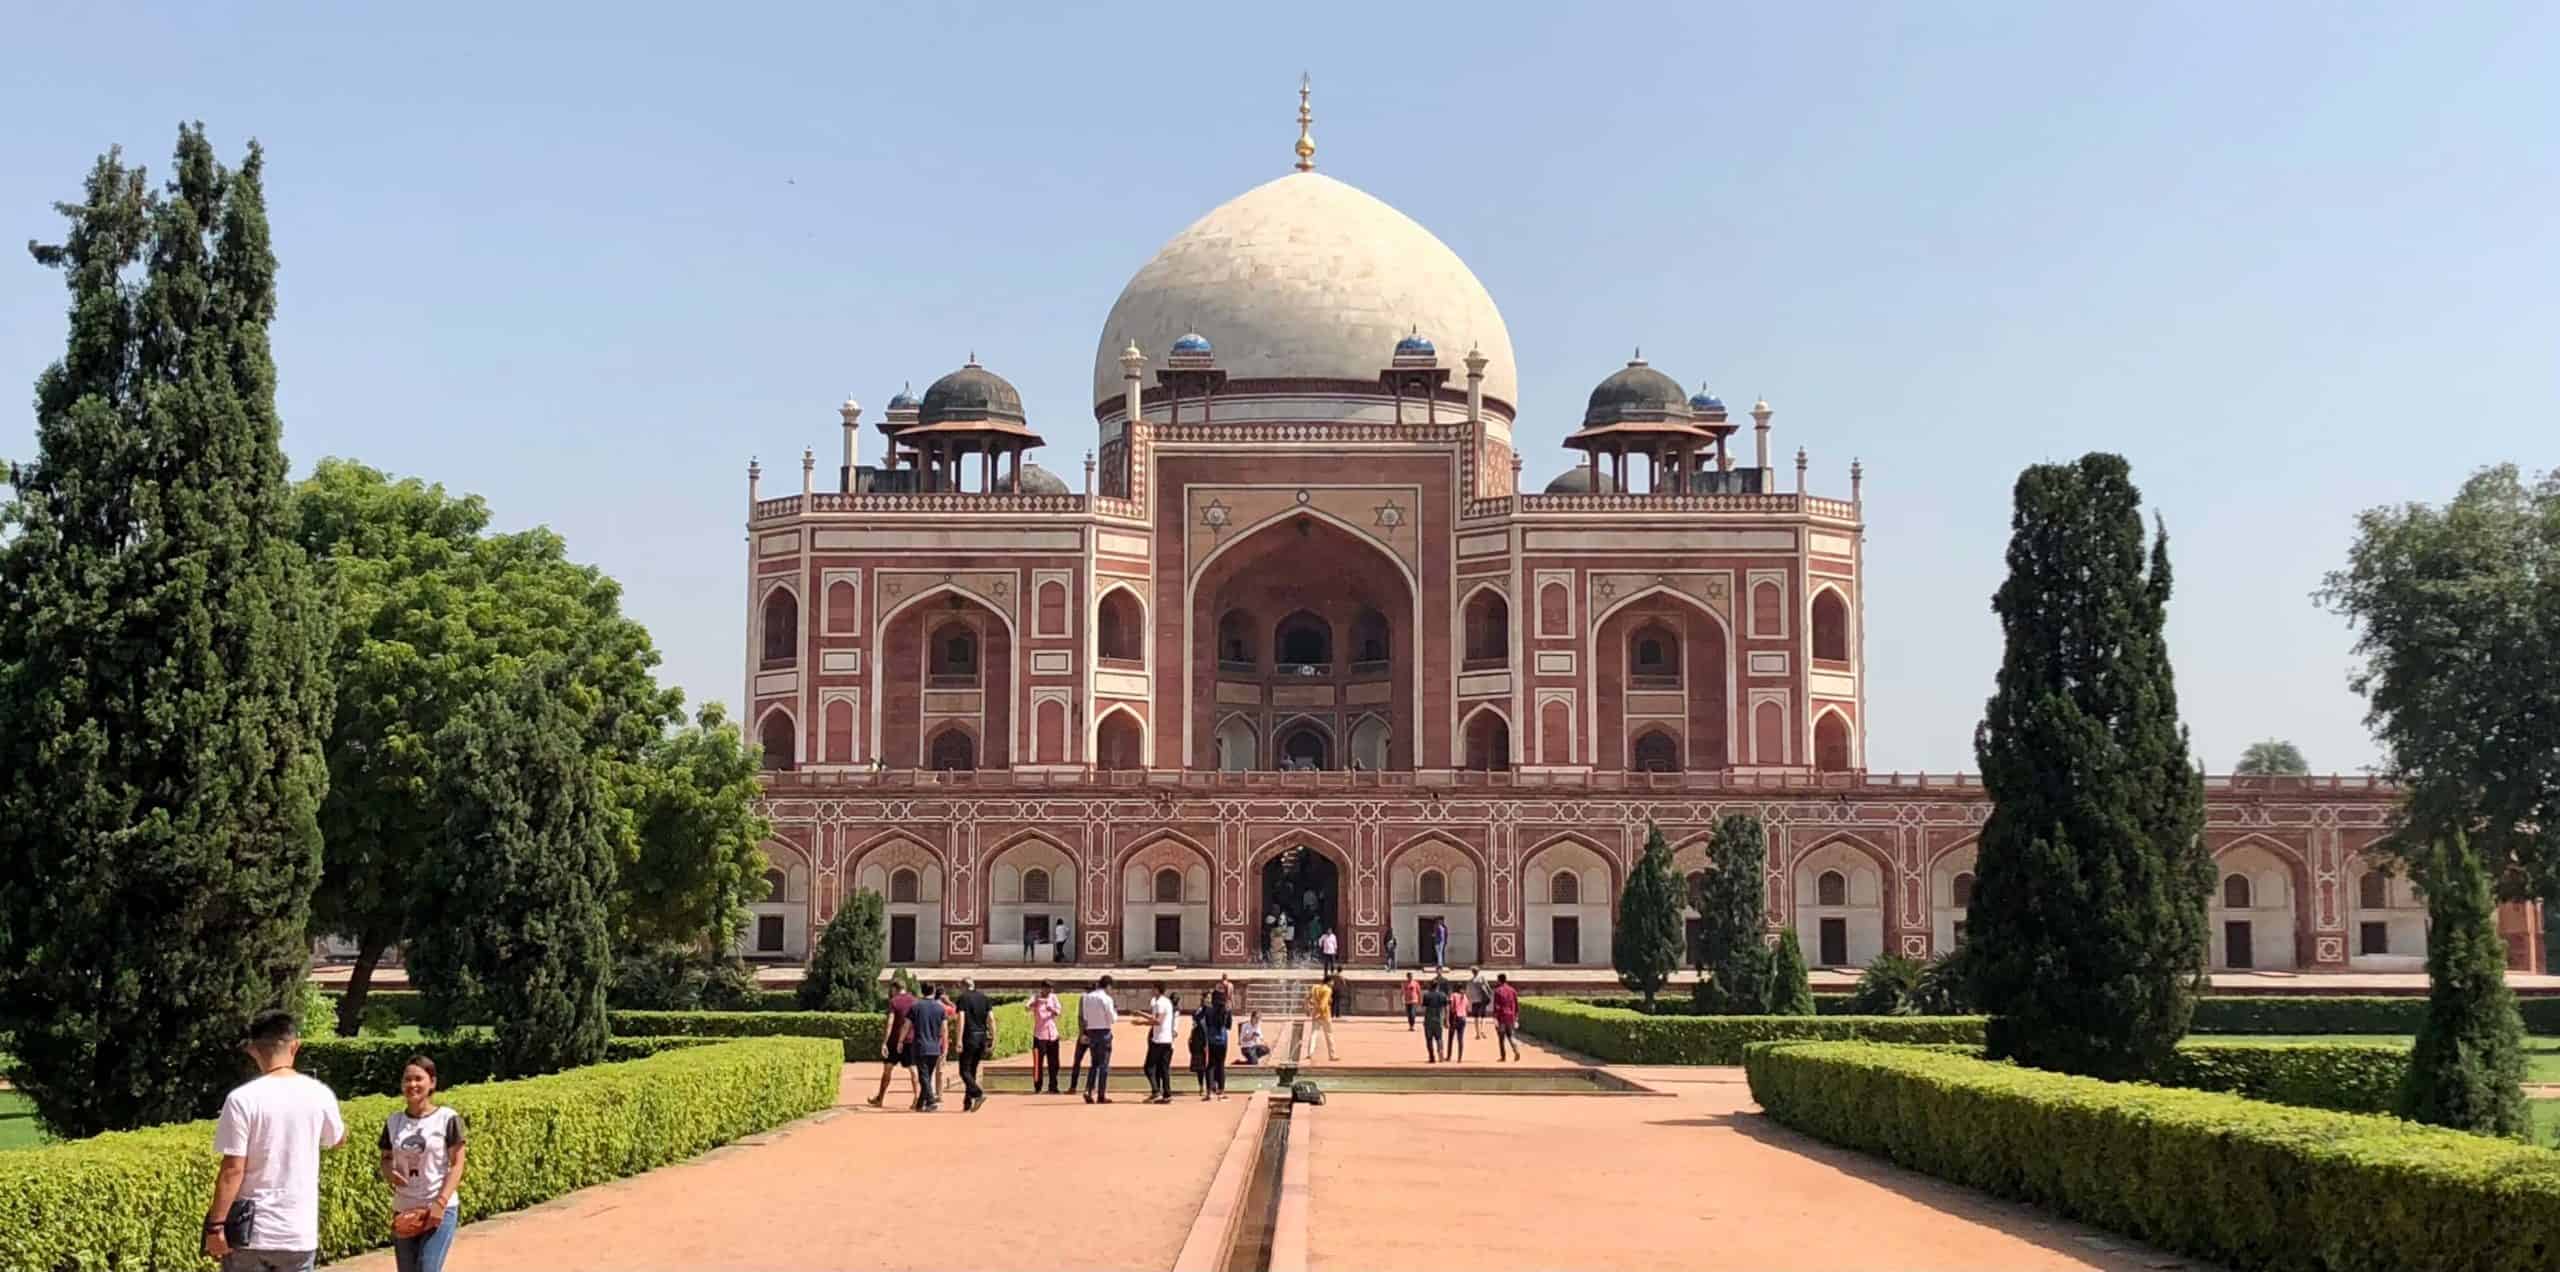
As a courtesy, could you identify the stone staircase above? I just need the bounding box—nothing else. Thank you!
[1245,972,1314,1022]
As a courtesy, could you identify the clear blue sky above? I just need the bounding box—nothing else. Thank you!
[5,3,2553,774]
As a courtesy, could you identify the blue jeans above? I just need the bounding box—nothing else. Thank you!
[393,1205,458,1272]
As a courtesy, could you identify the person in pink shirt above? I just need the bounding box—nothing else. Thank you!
[866,981,918,1108]
[1491,973,1522,1061]
[1445,982,1469,1061]
[1029,982,1064,1094]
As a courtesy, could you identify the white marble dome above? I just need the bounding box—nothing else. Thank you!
[1091,172,1518,413]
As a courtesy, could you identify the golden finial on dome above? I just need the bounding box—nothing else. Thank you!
[1294,73,1316,172]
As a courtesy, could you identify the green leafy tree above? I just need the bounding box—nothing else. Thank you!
[800,890,888,1013]
[620,703,772,949]
[2397,833,2529,1137]
[292,459,683,1032]
[1692,814,1773,1014]
[0,130,334,1135]
[1969,454,2209,1080]
[2320,466,2560,921]
[1611,823,1686,1007]
[406,661,617,1075]
[2233,739,2309,776]
[1848,954,1927,1016]
[1762,930,1816,1015]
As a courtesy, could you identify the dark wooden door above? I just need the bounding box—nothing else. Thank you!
[1819,918,1848,967]
[756,914,784,953]
[1417,915,1443,965]
[889,914,917,964]
[1154,914,1183,955]
[2224,921,2254,970]
[1552,916,1580,965]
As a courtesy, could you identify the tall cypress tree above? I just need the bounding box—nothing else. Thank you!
[2398,833,2529,1137]
[1968,454,2208,1080]
[407,660,616,1076]
[1612,823,1686,1007]
[799,889,888,1013]
[0,129,332,1135]
[1693,813,1772,1014]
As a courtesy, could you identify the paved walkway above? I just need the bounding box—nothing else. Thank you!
[1305,1052,2198,1272]
[328,1066,1250,1272]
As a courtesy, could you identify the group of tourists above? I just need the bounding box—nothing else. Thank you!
[1400,969,1520,1062]
[201,1010,465,1272]
[869,976,1275,1108]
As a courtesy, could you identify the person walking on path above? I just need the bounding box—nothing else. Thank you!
[380,1056,467,1272]
[953,978,995,1112]
[1445,980,1469,1061]
[1200,989,1233,1099]
[906,985,951,1111]
[1432,917,1450,971]
[1491,974,1522,1062]
[1465,969,1491,1040]
[204,1009,347,1272]
[1053,916,1072,964]
[1185,998,1211,1097]
[868,980,918,1108]
[1401,974,1421,1030]
[1419,979,1448,1063]
[1304,976,1339,1061]
[1238,1011,1270,1065]
[1029,983,1064,1094]
[1142,984,1178,1104]
[1384,930,1398,971]
[1079,976,1119,1103]
[1317,928,1339,977]
[1066,979,1094,1091]
[1022,920,1038,963]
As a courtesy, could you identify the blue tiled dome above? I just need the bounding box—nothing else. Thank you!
[1395,332,1436,356]
[1171,332,1213,355]
[887,384,919,409]
[1689,385,1725,412]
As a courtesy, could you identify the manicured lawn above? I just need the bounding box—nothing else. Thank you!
[2223,1034,2560,1085]
[2535,1098,2560,1145]
[0,1092,46,1151]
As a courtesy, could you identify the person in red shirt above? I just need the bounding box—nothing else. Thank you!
[1400,973,1421,1031]
[1491,973,1522,1062]
[866,982,918,1108]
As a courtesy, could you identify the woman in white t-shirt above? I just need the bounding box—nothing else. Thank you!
[379,1055,469,1272]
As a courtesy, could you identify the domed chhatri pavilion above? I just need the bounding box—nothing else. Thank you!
[737,87,2533,978]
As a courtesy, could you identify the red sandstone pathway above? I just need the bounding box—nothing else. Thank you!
[1305,1033,2204,1272]
[327,1065,1248,1272]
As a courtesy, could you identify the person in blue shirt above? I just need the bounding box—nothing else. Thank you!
[905,985,950,1111]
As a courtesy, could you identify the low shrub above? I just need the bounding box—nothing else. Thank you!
[2163,1041,2409,1115]
[609,997,1050,1063]
[298,1035,718,1096]
[1515,998,1983,1063]
[1743,1041,2560,1272]
[608,944,763,1011]
[0,1037,839,1269]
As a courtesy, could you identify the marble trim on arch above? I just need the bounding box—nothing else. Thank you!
[1111,827,1221,928]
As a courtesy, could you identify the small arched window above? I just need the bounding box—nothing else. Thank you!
[1463,589,1508,662]
[928,727,976,772]
[1816,870,1847,907]
[762,589,799,665]
[929,623,979,680]
[1549,871,1581,905]
[1350,608,1390,665]
[1218,609,1256,667]
[1630,624,1680,686]
[889,868,920,904]
[2222,874,2253,909]
[763,868,788,903]
[1812,590,1850,662]
[1154,868,1184,904]
[758,712,796,772]
[2357,871,2388,909]
[1098,589,1143,662]
[1022,867,1051,904]
[1951,871,1975,908]
[1419,869,1447,905]
[1631,730,1680,773]
[1685,870,1708,911]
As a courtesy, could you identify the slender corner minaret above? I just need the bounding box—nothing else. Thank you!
[1794,446,1808,495]
[1464,342,1489,493]
[747,457,762,504]
[1120,339,1147,498]
[1083,450,1096,496]
[800,447,815,499]
[1851,458,1864,505]
[838,397,862,493]
[1752,396,1772,478]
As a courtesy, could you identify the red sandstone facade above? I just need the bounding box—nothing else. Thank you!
[732,152,2538,977]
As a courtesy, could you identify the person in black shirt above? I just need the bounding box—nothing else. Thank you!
[952,977,996,1113]
[1419,980,1449,1062]
[1196,989,1233,1099]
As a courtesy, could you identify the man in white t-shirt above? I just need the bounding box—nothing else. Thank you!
[1140,984,1179,1103]
[206,1008,347,1271]
[1078,976,1118,1103]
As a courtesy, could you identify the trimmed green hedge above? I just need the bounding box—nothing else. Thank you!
[2162,1041,2409,1115]
[296,1035,718,1096]
[2189,995,2560,1036]
[1516,998,1984,1063]
[0,1036,839,1269]
[1744,1041,2560,1272]
[610,998,1060,1063]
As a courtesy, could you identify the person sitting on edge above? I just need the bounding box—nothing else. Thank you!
[1238,1011,1269,1065]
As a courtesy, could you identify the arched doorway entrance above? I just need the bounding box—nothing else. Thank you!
[1191,513,1417,770]
[1260,843,1341,963]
